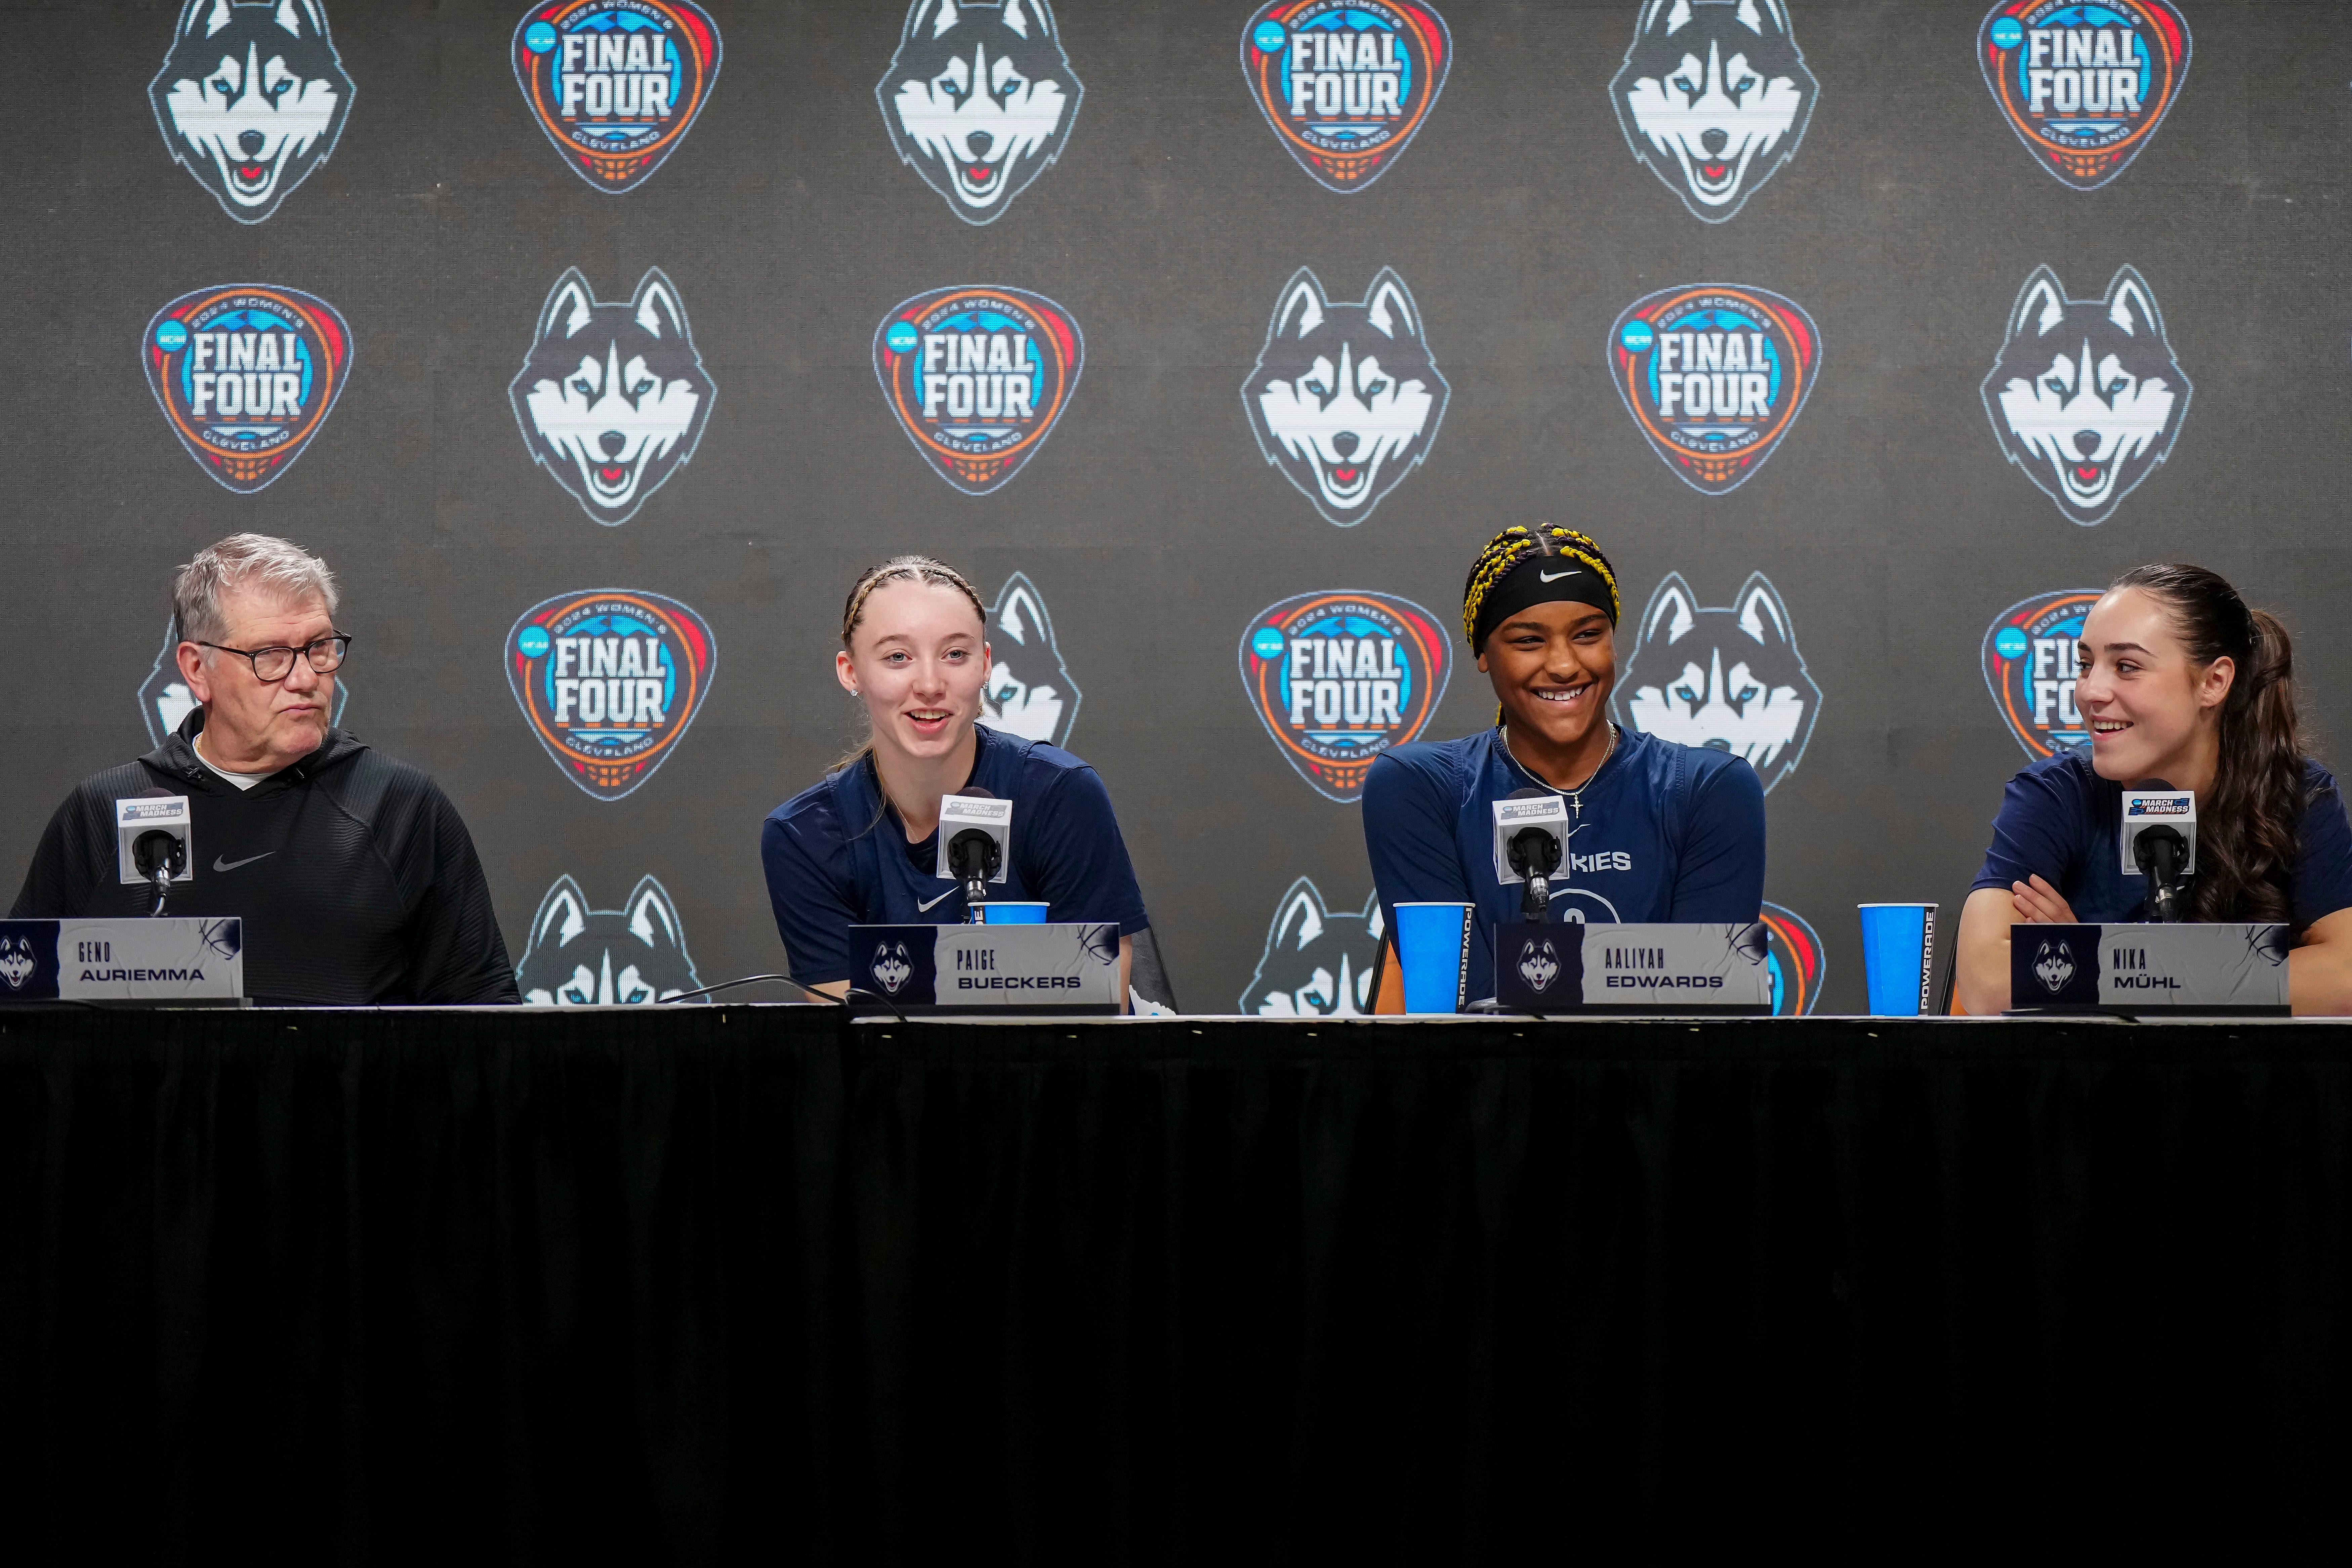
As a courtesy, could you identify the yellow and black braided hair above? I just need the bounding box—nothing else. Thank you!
[1461,525,1621,651]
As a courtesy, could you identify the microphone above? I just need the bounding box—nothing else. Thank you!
[2120,777,2196,924]
[936,787,1012,922]
[115,790,192,918]
[1491,788,1569,919]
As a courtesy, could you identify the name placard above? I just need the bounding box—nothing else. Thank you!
[1493,922,1772,1015]
[2010,922,2290,1015]
[0,918,245,1003]
[850,922,1121,1014]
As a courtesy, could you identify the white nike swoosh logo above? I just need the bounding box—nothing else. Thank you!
[916,886,961,912]
[213,852,274,873]
[1538,568,1581,583]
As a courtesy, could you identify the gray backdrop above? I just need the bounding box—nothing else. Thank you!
[8,0,2349,1013]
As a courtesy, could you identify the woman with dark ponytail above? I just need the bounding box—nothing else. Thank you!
[1957,563,2352,1015]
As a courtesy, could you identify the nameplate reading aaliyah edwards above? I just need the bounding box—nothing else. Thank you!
[1493,922,1772,1015]
[850,922,1121,1015]
[0,918,245,1003]
[2010,922,2290,1016]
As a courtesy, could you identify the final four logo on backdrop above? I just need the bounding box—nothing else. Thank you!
[1760,902,1824,1015]
[1610,0,1818,223]
[1983,589,2102,758]
[512,2,721,193]
[142,285,353,492]
[874,286,1083,495]
[511,268,714,526]
[1244,268,1449,527]
[150,1,354,224]
[978,572,1081,747]
[505,590,716,801]
[877,0,1083,224]
[1613,572,1819,793]
[1240,591,1450,803]
[1239,2,1451,193]
[1978,2,2189,191]
[1982,265,2189,527]
[1609,285,1818,495]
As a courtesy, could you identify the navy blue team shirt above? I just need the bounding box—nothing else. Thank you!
[762,725,1150,984]
[1363,726,1768,999]
[1971,749,2352,929]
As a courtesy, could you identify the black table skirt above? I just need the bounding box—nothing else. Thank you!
[4,1008,2348,1563]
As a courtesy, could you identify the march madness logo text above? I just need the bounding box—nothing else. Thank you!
[1978,1,2188,191]
[505,590,717,801]
[1240,1,1451,193]
[1610,0,1818,223]
[877,0,1083,224]
[874,286,1083,494]
[1240,591,1450,803]
[512,2,721,193]
[1614,571,1819,793]
[1610,284,1819,495]
[1983,589,2102,758]
[142,285,353,492]
[150,0,354,224]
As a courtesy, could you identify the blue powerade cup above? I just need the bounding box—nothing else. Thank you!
[1858,903,1939,1016]
[974,902,1050,925]
[1394,902,1473,1014]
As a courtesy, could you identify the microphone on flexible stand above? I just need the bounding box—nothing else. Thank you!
[938,788,1011,923]
[1492,788,1569,919]
[2121,778,2197,924]
[115,789,192,918]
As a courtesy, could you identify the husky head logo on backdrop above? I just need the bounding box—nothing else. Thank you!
[1983,589,2103,758]
[1610,0,1817,223]
[1244,267,1449,527]
[1978,1,2190,191]
[1609,284,1820,495]
[511,268,714,527]
[1238,1,1453,193]
[512,2,723,194]
[1760,901,1824,1015]
[0,936,35,993]
[142,285,354,492]
[516,875,702,1004]
[150,0,353,223]
[877,0,1082,224]
[139,618,348,746]
[505,589,718,800]
[1616,572,1819,792]
[1982,265,2190,527]
[1241,591,1451,802]
[1242,879,1385,1016]
[977,572,1080,747]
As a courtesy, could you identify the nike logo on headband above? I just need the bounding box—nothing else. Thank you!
[1538,568,1582,583]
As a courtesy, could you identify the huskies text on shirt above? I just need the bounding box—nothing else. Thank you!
[1972,750,2352,929]
[761,726,1150,984]
[1362,726,1767,999]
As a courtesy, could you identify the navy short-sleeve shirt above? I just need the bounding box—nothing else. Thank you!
[761,726,1150,984]
[1971,749,2352,930]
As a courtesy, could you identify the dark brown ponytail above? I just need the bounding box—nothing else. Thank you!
[2110,563,2307,922]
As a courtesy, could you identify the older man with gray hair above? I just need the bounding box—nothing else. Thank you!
[12,534,517,1005]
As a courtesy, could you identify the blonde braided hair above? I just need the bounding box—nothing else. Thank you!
[832,555,991,798]
[1461,525,1620,650]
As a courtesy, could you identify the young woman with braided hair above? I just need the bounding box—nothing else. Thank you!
[1362,526,1767,1008]
[1957,564,2352,1015]
[760,555,1154,1003]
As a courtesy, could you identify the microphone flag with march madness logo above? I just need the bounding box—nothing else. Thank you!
[1239,591,1450,803]
[874,286,1083,495]
[142,285,353,493]
[1977,0,2189,192]
[505,590,717,802]
[1608,285,1820,496]
[1983,589,2103,759]
[1238,0,1452,193]
[511,1,722,194]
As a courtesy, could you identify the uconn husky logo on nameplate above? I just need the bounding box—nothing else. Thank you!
[1978,1,2189,191]
[874,287,1083,494]
[1983,589,2103,758]
[1609,285,1819,495]
[1239,1,1452,193]
[150,1,354,223]
[505,590,717,801]
[512,2,721,193]
[1610,0,1818,222]
[1615,572,1819,794]
[1982,265,2190,526]
[877,0,1082,223]
[1240,591,1450,803]
[142,286,353,493]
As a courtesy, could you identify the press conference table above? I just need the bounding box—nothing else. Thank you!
[6,1006,2349,1560]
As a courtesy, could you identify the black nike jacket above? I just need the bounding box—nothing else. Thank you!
[10,712,518,1005]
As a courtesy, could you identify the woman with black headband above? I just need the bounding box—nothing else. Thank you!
[1362,526,1766,1005]
[1955,563,2352,1015]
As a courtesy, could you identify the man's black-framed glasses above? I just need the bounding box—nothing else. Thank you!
[197,633,353,682]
